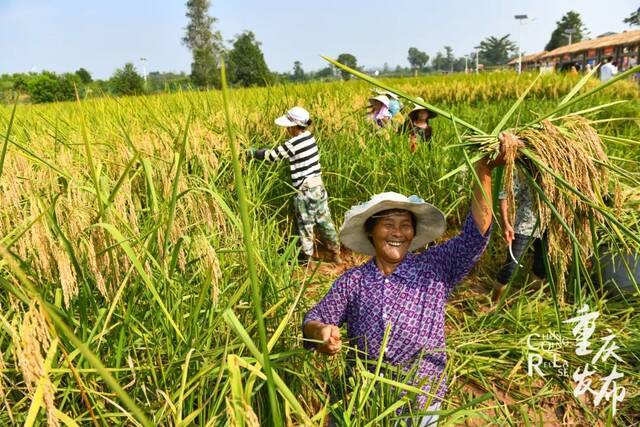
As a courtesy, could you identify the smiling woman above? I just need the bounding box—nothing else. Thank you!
[302,134,515,425]
[366,209,416,275]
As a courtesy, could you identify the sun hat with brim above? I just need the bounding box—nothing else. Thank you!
[339,192,446,256]
[373,88,400,100]
[409,97,438,118]
[369,95,390,108]
[274,106,310,127]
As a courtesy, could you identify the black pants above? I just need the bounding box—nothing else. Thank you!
[497,233,547,284]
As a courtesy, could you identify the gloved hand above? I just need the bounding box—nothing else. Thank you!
[247,148,266,160]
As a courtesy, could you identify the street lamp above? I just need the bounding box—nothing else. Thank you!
[140,57,148,83]
[563,28,576,45]
[514,14,528,74]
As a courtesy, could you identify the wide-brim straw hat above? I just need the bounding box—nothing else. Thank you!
[369,95,390,108]
[339,192,446,256]
[409,97,438,118]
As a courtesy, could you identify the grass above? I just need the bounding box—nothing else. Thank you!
[0,70,638,425]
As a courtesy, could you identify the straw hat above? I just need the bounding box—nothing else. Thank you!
[339,192,446,256]
[274,106,310,127]
[409,97,438,118]
[369,95,390,108]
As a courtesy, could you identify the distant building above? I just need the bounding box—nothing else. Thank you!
[513,30,640,72]
[508,52,548,71]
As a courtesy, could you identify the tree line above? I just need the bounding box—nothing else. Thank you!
[0,65,192,104]
[2,6,636,104]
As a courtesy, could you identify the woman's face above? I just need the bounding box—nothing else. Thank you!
[370,211,415,265]
[370,100,383,112]
[416,110,429,121]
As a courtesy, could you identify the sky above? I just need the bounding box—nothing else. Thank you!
[0,0,637,79]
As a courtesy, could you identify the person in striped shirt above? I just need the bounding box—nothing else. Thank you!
[249,106,342,264]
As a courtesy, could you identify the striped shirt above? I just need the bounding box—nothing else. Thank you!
[264,131,322,188]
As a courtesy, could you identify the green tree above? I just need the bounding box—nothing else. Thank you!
[27,72,60,103]
[452,56,468,72]
[75,68,92,84]
[545,11,588,51]
[13,75,28,92]
[623,7,640,26]
[407,47,429,72]
[228,31,272,87]
[183,0,223,87]
[432,51,446,71]
[25,72,79,103]
[314,66,334,80]
[292,61,305,82]
[109,63,145,96]
[58,73,81,100]
[444,46,455,72]
[477,34,517,66]
[336,53,358,80]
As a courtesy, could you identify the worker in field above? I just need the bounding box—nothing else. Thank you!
[248,106,342,264]
[399,97,437,152]
[367,94,392,127]
[492,169,546,302]
[303,133,516,425]
[373,88,402,118]
[600,57,618,82]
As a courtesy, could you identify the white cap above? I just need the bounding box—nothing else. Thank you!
[274,106,310,127]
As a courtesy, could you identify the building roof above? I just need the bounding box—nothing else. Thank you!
[542,30,640,59]
[508,51,548,65]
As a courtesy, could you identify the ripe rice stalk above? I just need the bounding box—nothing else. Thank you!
[515,119,619,297]
[222,308,312,425]
[0,96,18,179]
[220,58,282,426]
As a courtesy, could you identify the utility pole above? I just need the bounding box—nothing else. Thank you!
[514,14,528,74]
[475,48,479,74]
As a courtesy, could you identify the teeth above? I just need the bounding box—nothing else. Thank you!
[387,241,403,247]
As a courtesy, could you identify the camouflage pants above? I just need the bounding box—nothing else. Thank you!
[292,185,340,257]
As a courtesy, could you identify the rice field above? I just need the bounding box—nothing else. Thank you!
[0,70,639,426]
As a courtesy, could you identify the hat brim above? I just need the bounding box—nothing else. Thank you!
[274,115,297,127]
[410,107,438,118]
[339,199,446,256]
[373,88,400,100]
[369,97,390,108]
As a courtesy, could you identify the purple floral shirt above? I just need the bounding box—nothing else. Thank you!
[303,213,491,407]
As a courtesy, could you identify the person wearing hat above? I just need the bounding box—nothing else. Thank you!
[302,133,516,423]
[400,97,437,152]
[373,89,403,118]
[367,95,392,127]
[248,106,342,264]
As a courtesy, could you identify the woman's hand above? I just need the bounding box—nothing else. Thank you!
[317,324,342,355]
[503,223,515,245]
[304,321,342,355]
[472,132,523,234]
[484,132,522,170]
